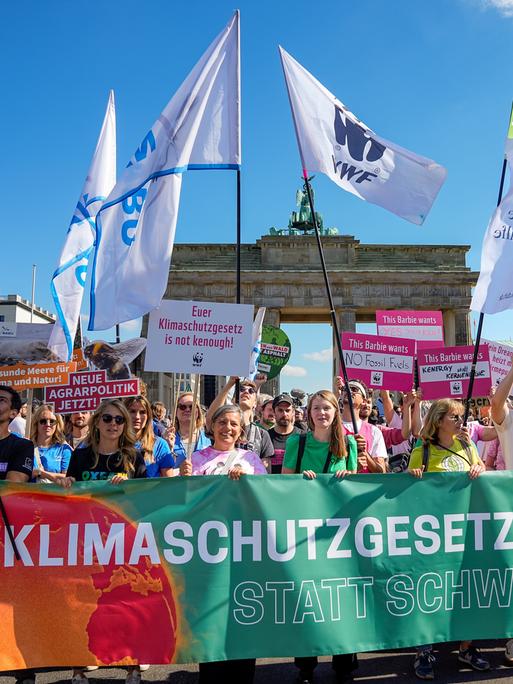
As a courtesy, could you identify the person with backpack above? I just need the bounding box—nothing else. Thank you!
[281,389,357,683]
[408,398,489,680]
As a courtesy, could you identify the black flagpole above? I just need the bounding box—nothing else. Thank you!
[0,497,21,561]
[463,117,510,424]
[235,168,241,402]
[303,174,359,433]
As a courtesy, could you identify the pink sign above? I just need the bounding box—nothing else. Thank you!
[45,369,140,413]
[417,345,491,400]
[341,332,415,391]
[376,310,444,350]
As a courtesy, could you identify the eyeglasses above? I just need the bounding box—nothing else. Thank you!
[178,403,193,411]
[447,415,463,423]
[39,418,57,426]
[101,414,125,425]
[240,386,256,394]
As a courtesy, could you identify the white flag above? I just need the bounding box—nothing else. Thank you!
[279,47,446,225]
[248,307,266,379]
[471,161,513,314]
[48,91,116,360]
[88,12,240,331]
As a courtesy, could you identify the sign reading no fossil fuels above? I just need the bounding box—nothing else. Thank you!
[2,473,513,668]
[145,299,254,376]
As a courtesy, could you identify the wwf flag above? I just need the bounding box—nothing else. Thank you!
[279,47,447,225]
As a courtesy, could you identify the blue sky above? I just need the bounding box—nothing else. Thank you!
[2,0,513,394]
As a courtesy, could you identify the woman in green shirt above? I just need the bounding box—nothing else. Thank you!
[282,389,357,477]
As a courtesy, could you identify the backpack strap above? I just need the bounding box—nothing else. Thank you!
[422,442,430,471]
[322,452,332,474]
[295,433,307,473]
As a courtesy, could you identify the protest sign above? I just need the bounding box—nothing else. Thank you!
[341,332,415,391]
[482,338,513,386]
[376,310,444,350]
[2,472,513,669]
[417,345,491,400]
[0,323,84,389]
[44,369,139,413]
[257,325,291,379]
[145,300,253,376]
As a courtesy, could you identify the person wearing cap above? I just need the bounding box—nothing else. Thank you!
[336,378,387,473]
[255,395,275,430]
[205,375,274,471]
[267,393,305,474]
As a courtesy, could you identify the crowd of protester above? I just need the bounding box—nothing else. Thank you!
[2,363,513,683]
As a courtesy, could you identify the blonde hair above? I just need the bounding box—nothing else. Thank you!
[174,392,205,433]
[420,399,464,445]
[31,404,66,446]
[87,400,137,474]
[125,395,156,464]
[307,390,347,460]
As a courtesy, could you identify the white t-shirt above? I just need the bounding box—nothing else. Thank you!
[493,407,513,470]
[343,419,388,459]
[9,416,26,436]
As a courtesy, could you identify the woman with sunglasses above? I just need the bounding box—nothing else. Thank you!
[408,398,488,680]
[125,395,174,478]
[30,403,71,483]
[60,399,146,486]
[166,391,210,469]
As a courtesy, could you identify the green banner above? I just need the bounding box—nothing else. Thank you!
[1,472,513,669]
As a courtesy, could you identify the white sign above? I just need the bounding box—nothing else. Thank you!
[483,338,513,386]
[144,300,254,376]
[0,323,17,337]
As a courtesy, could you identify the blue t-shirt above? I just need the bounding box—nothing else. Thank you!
[136,436,174,478]
[36,443,72,474]
[173,429,211,467]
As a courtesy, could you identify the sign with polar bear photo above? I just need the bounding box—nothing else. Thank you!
[145,300,254,376]
[417,345,491,400]
[341,332,415,391]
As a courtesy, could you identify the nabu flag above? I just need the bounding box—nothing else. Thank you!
[48,91,116,360]
[471,160,513,314]
[88,11,240,331]
[279,47,447,226]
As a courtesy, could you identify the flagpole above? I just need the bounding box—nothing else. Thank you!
[463,148,510,424]
[235,168,241,401]
[302,174,359,433]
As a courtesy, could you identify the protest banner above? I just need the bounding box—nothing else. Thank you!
[257,325,291,379]
[2,472,513,669]
[341,332,415,391]
[0,361,77,392]
[376,310,444,350]
[44,369,139,413]
[145,300,253,376]
[482,338,513,386]
[417,345,491,400]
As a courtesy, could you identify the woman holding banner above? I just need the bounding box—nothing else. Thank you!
[281,389,357,683]
[181,404,266,682]
[125,395,174,477]
[30,403,71,482]
[167,391,210,469]
[408,398,489,679]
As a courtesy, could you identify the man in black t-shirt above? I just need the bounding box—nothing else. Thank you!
[268,394,305,474]
[0,385,34,482]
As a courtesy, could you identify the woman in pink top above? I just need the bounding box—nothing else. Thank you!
[180,403,266,683]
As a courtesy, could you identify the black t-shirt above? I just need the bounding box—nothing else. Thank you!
[0,433,34,481]
[268,426,304,473]
[66,446,147,481]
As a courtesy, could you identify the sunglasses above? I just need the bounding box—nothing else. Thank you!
[447,415,463,423]
[101,414,125,425]
[178,403,193,411]
[240,386,256,394]
[39,418,57,426]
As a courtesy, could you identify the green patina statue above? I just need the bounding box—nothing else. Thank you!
[269,178,338,236]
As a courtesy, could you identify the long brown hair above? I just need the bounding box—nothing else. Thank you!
[174,392,205,433]
[125,395,156,464]
[307,390,347,460]
[30,404,66,446]
[86,400,137,474]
